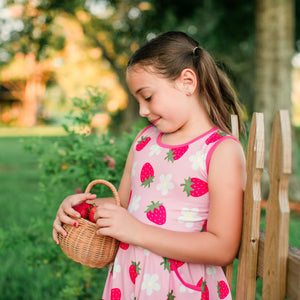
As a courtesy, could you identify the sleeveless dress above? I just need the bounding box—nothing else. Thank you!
[101,125,236,300]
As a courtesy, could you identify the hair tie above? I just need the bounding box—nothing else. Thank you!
[192,46,202,56]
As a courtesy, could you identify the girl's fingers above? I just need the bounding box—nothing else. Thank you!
[52,228,61,244]
[96,217,112,228]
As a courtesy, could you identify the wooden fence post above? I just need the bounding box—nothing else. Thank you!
[235,112,264,300]
[262,110,291,299]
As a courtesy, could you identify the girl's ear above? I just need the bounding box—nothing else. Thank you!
[177,68,198,96]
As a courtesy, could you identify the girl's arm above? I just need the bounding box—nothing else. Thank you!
[96,139,246,266]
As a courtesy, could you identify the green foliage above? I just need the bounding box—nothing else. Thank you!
[0,87,142,299]
[25,87,136,197]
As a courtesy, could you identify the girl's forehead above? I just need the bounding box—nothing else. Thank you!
[127,64,155,76]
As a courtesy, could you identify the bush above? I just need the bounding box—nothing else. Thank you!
[19,87,144,299]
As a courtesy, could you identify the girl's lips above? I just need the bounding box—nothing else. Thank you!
[150,117,160,125]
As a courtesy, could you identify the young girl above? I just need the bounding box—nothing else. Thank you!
[53,31,246,299]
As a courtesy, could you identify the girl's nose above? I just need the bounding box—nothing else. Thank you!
[139,101,150,117]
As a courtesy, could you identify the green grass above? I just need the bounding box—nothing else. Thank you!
[0,136,299,299]
[0,137,108,299]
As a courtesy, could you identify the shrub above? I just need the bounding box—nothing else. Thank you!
[21,87,144,299]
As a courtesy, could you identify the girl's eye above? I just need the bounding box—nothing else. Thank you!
[145,96,152,102]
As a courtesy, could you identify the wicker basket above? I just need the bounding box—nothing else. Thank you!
[58,179,120,268]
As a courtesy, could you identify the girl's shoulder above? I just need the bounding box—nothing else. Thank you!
[205,128,244,174]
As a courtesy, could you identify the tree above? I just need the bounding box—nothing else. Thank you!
[255,0,296,199]
[1,0,256,129]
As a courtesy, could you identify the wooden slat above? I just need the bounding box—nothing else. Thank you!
[286,245,300,300]
[262,110,291,299]
[231,114,239,139]
[224,114,240,289]
[235,112,264,300]
[258,230,300,299]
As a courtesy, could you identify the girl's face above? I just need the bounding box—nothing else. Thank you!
[126,65,193,134]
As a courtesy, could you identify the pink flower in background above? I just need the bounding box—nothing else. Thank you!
[103,155,115,169]
[103,155,111,162]
[75,188,83,194]
[108,158,115,169]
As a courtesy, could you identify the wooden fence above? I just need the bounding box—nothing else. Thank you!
[225,110,300,300]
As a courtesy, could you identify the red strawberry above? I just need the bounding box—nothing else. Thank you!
[119,242,129,250]
[160,257,184,273]
[145,201,166,225]
[136,136,151,151]
[197,277,209,300]
[129,261,141,284]
[165,145,189,162]
[111,288,121,300]
[205,130,226,145]
[73,203,93,219]
[167,290,175,300]
[217,280,229,299]
[201,220,208,232]
[140,162,155,188]
[181,177,208,197]
[88,205,98,223]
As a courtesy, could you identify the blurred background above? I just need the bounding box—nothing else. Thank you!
[0,0,299,299]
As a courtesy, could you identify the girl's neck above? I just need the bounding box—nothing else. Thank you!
[160,113,215,146]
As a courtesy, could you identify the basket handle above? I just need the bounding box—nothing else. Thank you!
[84,179,121,207]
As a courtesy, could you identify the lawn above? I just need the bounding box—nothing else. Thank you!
[0,134,299,299]
[0,136,108,300]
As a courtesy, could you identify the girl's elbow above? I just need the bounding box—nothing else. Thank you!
[217,243,240,266]
[220,251,236,266]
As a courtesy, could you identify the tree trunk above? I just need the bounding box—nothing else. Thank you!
[254,0,295,199]
[18,58,46,127]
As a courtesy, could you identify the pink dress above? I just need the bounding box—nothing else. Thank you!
[102,125,236,300]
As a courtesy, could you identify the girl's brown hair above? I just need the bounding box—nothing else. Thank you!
[127,31,244,135]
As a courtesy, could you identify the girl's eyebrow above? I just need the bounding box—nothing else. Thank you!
[135,87,147,94]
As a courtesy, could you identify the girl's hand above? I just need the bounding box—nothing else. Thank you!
[94,203,141,245]
[52,193,97,244]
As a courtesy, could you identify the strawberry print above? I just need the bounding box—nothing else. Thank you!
[205,130,226,145]
[129,261,141,284]
[145,201,166,225]
[111,287,121,300]
[197,277,209,300]
[165,145,189,162]
[181,177,208,197]
[140,162,155,188]
[167,290,175,299]
[160,257,184,273]
[136,136,151,151]
[217,280,229,299]
[119,242,129,250]
[201,220,208,232]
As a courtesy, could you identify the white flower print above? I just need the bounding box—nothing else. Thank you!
[112,257,121,279]
[178,208,202,228]
[141,273,160,295]
[149,144,161,156]
[156,174,174,195]
[131,161,137,177]
[137,246,150,256]
[128,195,141,213]
[179,284,195,293]
[206,265,216,278]
[189,151,206,170]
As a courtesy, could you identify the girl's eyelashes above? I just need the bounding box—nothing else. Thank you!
[145,96,152,101]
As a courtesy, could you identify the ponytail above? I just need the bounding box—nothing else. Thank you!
[194,48,244,134]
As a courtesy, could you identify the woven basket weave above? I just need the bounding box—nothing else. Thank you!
[58,179,120,268]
